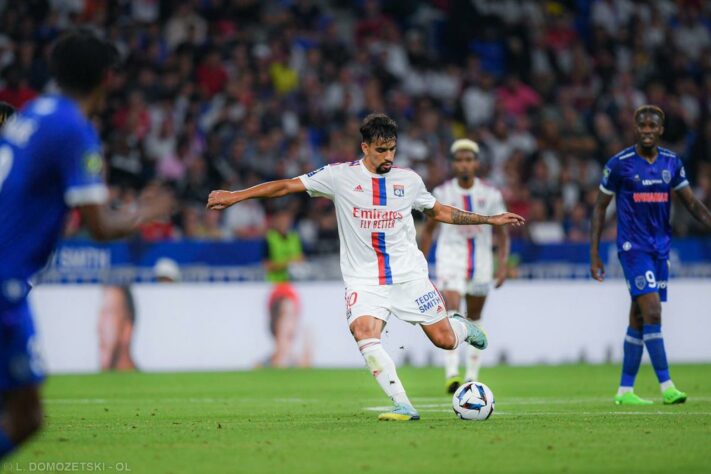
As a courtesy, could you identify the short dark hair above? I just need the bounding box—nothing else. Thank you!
[49,29,120,95]
[634,105,665,124]
[0,101,15,126]
[360,113,398,144]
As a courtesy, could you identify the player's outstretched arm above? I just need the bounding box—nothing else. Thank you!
[589,191,613,282]
[207,177,306,210]
[675,186,711,230]
[424,202,525,227]
[78,186,174,241]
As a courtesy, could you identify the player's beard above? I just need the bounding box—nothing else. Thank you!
[376,162,393,174]
[456,173,475,185]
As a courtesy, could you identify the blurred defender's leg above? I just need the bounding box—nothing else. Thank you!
[464,294,487,382]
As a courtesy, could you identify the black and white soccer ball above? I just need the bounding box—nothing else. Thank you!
[452,381,495,421]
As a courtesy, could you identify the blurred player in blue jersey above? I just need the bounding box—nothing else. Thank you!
[590,105,711,406]
[0,30,171,460]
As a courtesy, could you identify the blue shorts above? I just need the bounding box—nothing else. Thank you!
[1,299,45,392]
[618,251,669,302]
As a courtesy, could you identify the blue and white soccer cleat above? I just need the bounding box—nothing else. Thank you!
[451,314,488,349]
[378,403,420,421]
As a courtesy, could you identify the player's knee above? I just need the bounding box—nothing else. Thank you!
[629,316,643,330]
[629,311,643,328]
[350,318,379,340]
[640,302,662,325]
[644,308,662,325]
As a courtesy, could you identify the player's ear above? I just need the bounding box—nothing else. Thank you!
[360,141,368,155]
[659,125,664,137]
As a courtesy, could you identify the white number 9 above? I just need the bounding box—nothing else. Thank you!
[645,270,657,288]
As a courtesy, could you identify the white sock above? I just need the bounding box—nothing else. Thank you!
[660,380,675,392]
[444,349,459,379]
[617,386,634,396]
[465,344,481,382]
[358,338,411,406]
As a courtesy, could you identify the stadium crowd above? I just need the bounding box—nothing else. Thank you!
[1,0,710,252]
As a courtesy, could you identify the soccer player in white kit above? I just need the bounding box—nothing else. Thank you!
[207,114,524,421]
[419,139,510,393]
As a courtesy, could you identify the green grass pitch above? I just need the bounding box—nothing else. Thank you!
[5,364,711,473]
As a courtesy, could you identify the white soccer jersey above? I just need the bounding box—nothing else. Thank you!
[299,159,436,286]
[433,178,506,283]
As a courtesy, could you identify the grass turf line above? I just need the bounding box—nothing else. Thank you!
[5,364,711,473]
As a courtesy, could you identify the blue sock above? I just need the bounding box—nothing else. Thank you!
[0,428,15,460]
[620,326,644,388]
[643,324,671,384]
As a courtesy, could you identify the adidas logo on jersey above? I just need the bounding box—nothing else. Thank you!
[436,305,444,313]
[354,185,364,192]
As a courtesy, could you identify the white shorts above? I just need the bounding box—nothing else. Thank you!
[345,278,448,326]
[435,252,492,297]
[436,275,491,297]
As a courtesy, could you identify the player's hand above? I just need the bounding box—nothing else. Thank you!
[590,255,605,282]
[494,265,507,288]
[207,190,240,210]
[488,212,525,227]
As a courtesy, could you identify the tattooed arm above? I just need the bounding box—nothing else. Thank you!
[422,201,525,226]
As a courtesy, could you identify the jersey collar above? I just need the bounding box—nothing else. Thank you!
[359,158,390,178]
[454,177,477,193]
[633,146,661,166]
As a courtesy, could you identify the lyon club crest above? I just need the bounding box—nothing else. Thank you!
[393,184,405,197]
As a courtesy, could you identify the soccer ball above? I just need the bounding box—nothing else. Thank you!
[452,382,495,420]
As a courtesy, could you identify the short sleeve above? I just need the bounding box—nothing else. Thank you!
[298,165,335,200]
[61,124,108,207]
[413,175,436,212]
[671,158,689,191]
[599,158,619,195]
[490,189,507,215]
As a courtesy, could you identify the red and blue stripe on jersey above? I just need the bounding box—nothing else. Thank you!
[371,177,392,284]
[371,232,393,285]
[463,195,476,279]
[372,177,387,206]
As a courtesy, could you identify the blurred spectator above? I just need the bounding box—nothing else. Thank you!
[223,198,267,239]
[2,0,709,251]
[264,208,304,283]
[263,206,311,367]
[496,74,542,118]
[527,198,565,244]
[154,257,182,283]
